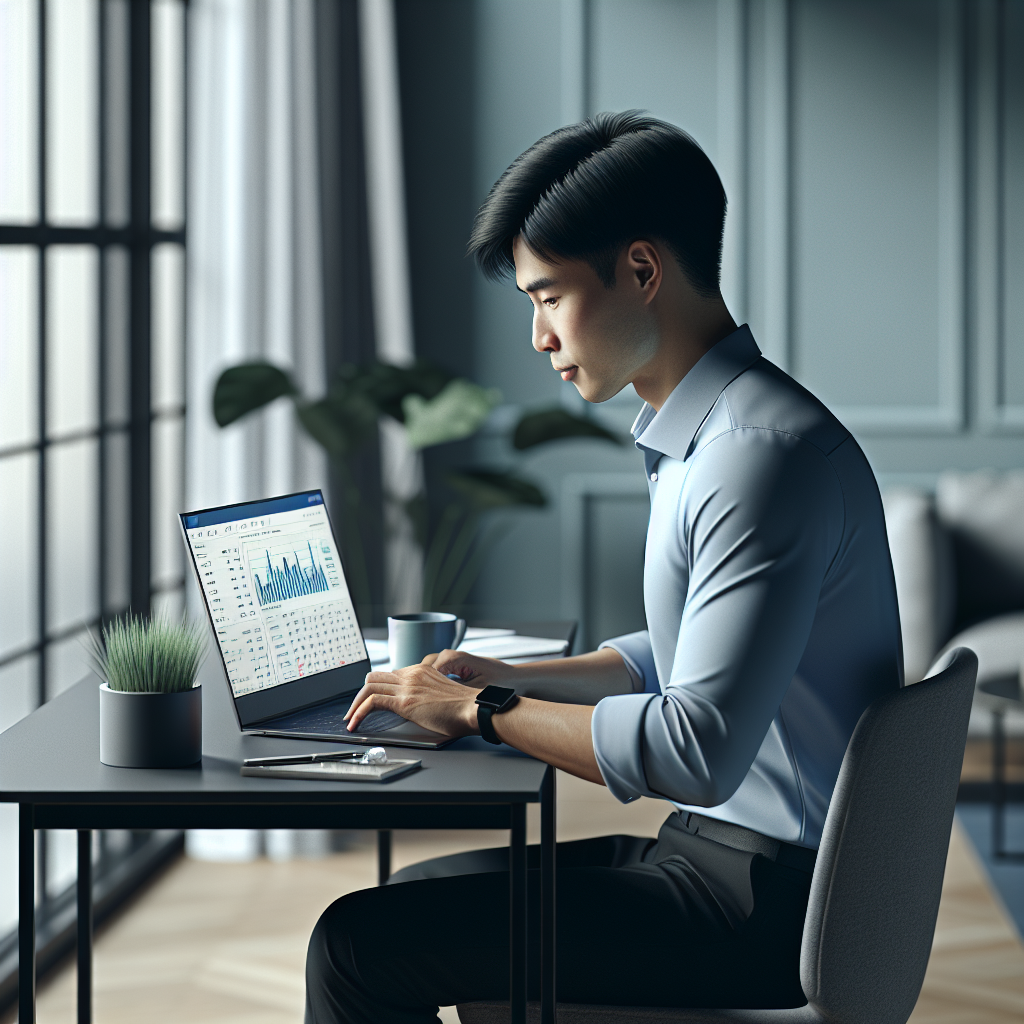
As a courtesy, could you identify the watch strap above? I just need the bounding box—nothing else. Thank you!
[477,705,501,744]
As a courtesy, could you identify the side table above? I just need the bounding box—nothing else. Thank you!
[977,671,1024,860]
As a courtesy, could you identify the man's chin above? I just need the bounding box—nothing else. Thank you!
[573,376,628,404]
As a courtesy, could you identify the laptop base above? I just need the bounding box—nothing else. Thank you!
[245,722,456,750]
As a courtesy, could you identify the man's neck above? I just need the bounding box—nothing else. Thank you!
[632,298,738,411]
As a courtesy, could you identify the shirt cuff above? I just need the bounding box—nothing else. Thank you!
[598,630,660,694]
[591,692,658,804]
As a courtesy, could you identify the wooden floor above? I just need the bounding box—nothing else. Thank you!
[16,767,1024,1024]
[961,736,1024,784]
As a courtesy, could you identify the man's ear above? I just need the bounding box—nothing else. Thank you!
[625,241,662,303]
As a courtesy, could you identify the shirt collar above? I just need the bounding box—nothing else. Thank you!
[632,324,762,462]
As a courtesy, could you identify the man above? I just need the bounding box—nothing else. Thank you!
[304,111,902,1023]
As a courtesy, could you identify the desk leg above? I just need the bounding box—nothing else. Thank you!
[19,804,35,1024]
[377,830,392,885]
[78,830,93,1024]
[509,803,527,1024]
[540,768,556,1024]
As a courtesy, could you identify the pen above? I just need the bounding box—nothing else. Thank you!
[243,751,367,767]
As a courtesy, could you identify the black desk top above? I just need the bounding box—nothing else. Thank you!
[0,657,548,806]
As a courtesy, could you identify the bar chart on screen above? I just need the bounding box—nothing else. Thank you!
[251,541,336,606]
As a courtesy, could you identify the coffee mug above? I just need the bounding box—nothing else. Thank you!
[387,612,467,670]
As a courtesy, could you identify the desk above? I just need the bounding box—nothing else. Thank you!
[0,666,558,1024]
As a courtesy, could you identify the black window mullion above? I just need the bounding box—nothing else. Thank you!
[129,0,152,617]
[36,0,48,713]
[0,2,189,992]
[98,0,108,627]
[35,0,50,911]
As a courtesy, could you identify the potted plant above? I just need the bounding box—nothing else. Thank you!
[89,617,207,768]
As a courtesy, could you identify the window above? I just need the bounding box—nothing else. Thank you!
[0,0,186,994]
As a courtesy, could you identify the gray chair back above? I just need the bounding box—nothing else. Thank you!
[458,646,977,1024]
[798,645,976,1024]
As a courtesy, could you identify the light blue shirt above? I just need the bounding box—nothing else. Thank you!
[593,326,902,850]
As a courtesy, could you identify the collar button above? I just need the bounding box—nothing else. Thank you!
[650,472,658,482]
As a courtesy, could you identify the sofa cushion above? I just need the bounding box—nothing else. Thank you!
[936,470,1024,628]
[936,611,1024,691]
[882,487,955,683]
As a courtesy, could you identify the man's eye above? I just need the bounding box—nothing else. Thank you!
[543,297,558,307]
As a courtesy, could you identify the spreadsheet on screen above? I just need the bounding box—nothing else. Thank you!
[183,493,366,697]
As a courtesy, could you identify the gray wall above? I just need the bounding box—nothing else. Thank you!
[397,0,1024,649]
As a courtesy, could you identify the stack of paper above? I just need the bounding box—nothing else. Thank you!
[362,628,568,671]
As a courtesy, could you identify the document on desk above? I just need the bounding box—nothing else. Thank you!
[240,759,421,782]
[363,632,567,669]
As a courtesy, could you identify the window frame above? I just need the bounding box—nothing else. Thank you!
[0,0,187,1003]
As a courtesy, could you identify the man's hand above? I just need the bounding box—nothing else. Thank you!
[348,651,609,785]
[423,649,519,687]
[344,662,483,738]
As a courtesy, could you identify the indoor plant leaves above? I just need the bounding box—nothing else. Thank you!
[213,362,296,427]
[403,379,502,450]
[512,407,621,450]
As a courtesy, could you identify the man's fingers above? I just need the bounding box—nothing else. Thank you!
[345,676,400,720]
[346,691,401,732]
[365,670,402,685]
[431,650,491,680]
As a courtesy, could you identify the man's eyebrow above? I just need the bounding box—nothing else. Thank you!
[517,276,557,294]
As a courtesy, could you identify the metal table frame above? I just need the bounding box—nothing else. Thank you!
[4,678,559,1024]
[978,672,1024,861]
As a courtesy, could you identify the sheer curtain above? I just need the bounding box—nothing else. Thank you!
[360,0,423,614]
[183,0,417,861]
[186,0,326,515]
[185,0,330,862]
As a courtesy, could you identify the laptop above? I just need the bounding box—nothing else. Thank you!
[180,489,454,749]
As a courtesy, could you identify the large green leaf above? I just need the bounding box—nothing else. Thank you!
[446,469,546,510]
[403,379,502,450]
[328,360,454,423]
[512,407,621,450]
[213,362,296,427]
[359,360,454,422]
[296,393,379,458]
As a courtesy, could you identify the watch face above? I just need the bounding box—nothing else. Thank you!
[476,684,516,710]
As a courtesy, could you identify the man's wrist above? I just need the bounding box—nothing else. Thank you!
[464,691,483,734]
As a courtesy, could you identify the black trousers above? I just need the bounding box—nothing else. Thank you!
[304,813,812,1024]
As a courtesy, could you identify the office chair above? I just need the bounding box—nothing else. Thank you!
[458,646,978,1024]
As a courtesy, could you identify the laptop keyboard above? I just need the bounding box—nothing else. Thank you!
[265,695,406,736]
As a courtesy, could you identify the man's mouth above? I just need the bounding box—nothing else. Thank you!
[556,365,578,382]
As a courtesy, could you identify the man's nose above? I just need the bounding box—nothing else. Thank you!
[532,312,560,354]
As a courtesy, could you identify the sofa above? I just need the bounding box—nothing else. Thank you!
[883,470,1024,733]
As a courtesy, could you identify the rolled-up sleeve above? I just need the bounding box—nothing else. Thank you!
[592,428,844,807]
[598,630,659,693]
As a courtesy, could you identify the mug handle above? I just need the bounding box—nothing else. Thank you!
[453,618,467,650]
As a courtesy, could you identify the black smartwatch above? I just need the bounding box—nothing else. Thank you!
[475,685,519,744]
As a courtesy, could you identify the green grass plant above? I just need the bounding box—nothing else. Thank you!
[87,616,207,693]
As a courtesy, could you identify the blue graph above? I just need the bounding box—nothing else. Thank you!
[253,542,330,606]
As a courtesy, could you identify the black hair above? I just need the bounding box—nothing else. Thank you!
[468,110,726,295]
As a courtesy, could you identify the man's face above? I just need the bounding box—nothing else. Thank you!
[513,237,659,404]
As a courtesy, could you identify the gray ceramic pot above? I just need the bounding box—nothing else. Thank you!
[99,684,202,767]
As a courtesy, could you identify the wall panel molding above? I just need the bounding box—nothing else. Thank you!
[561,473,649,651]
[761,0,792,372]
[977,0,1024,432]
[794,0,967,435]
[717,0,749,323]
[560,0,588,126]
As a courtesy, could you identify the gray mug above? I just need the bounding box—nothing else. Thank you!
[387,613,467,670]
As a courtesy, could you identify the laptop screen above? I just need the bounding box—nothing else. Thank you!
[180,491,369,709]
